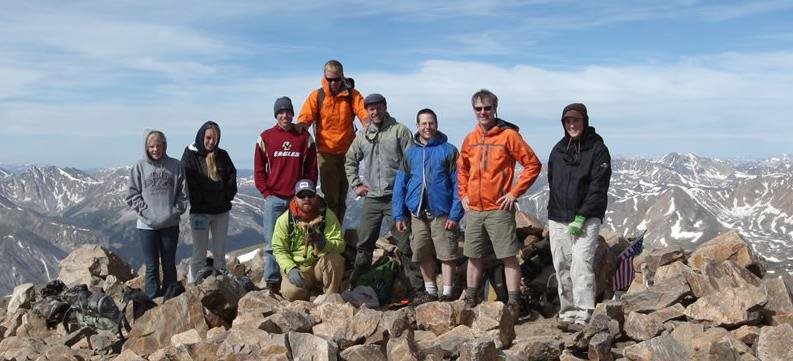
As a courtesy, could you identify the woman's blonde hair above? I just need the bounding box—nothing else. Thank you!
[204,125,221,182]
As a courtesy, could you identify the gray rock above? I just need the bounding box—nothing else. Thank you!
[215,327,288,359]
[730,325,760,346]
[687,230,766,278]
[415,301,458,335]
[508,336,564,361]
[58,245,134,286]
[761,276,793,326]
[458,339,498,361]
[756,323,793,361]
[287,331,339,361]
[432,325,475,358]
[122,288,209,357]
[198,274,246,323]
[625,312,663,341]
[260,309,318,334]
[622,333,690,361]
[472,301,515,348]
[339,344,387,361]
[386,330,420,361]
[684,286,766,327]
[588,332,614,361]
[620,275,691,313]
[7,283,35,315]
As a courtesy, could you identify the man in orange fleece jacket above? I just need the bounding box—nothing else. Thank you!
[457,89,542,315]
[297,60,368,223]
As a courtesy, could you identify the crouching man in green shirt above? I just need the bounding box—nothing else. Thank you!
[272,179,346,301]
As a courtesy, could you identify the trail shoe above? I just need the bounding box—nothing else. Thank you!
[413,291,438,306]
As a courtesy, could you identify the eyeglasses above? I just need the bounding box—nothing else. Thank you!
[325,77,342,83]
[474,106,494,112]
[296,192,316,199]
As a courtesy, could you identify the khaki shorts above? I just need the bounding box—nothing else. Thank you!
[463,209,518,259]
[410,215,461,262]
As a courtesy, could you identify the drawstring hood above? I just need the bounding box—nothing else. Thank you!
[193,121,221,156]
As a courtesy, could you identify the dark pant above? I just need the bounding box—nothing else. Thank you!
[139,226,179,299]
[318,153,348,224]
[353,195,424,293]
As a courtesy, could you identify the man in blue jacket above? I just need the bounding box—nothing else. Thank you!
[394,108,464,304]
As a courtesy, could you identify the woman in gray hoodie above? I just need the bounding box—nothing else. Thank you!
[125,130,189,299]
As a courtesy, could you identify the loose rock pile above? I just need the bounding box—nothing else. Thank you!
[0,224,791,360]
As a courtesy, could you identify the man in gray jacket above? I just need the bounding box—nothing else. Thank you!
[345,94,424,297]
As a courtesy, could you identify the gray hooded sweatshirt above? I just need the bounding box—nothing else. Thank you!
[125,130,189,230]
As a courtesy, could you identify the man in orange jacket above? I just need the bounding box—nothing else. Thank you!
[457,89,542,315]
[296,60,368,222]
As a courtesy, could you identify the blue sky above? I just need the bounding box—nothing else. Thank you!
[1,1,792,168]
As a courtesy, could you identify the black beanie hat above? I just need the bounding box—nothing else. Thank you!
[274,96,294,116]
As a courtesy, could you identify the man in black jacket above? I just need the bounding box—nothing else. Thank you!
[546,103,611,331]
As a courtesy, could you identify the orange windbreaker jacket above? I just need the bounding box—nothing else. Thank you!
[457,119,543,211]
[297,77,368,155]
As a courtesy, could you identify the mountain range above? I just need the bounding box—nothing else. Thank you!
[1,152,791,295]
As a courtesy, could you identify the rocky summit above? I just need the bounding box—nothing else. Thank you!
[1,214,792,360]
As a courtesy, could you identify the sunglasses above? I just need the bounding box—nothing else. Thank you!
[474,105,494,112]
[325,77,342,83]
[296,192,316,199]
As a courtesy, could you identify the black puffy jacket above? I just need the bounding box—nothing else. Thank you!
[546,126,611,223]
[181,121,238,215]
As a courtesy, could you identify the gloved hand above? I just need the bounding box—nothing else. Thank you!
[287,268,304,288]
[568,215,586,236]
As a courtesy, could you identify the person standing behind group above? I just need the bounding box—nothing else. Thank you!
[255,97,318,292]
[458,89,542,314]
[181,121,237,282]
[345,94,425,297]
[126,130,189,299]
[547,103,611,331]
[296,60,368,222]
[393,108,464,304]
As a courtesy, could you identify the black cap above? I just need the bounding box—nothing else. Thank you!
[364,93,386,106]
[274,97,294,116]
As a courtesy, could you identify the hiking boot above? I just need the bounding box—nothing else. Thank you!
[438,294,456,302]
[413,292,438,306]
[506,300,522,319]
[464,292,481,309]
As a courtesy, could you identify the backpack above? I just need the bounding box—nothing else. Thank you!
[31,280,70,328]
[356,258,398,304]
[62,290,122,335]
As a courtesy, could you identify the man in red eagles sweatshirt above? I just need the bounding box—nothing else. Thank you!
[255,96,318,292]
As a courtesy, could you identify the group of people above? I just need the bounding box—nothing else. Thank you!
[124,59,612,330]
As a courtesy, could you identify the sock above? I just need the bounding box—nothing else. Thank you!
[442,285,453,296]
[508,291,521,303]
[425,282,437,295]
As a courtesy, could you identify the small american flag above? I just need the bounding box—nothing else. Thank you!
[612,230,646,291]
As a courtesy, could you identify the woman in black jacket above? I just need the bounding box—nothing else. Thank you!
[547,103,611,331]
[181,121,237,282]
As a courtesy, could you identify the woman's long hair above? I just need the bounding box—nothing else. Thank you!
[204,125,221,181]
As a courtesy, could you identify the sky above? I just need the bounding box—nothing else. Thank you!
[1,1,792,169]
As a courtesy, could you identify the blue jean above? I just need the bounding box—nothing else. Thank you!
[139,226,179,299]
[262,195,289,283]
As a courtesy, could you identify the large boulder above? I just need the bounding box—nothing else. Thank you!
[687,230,766,277]
[215,327,288,360]
[761,276,793,326]
[198,274,246,323]
[7,283,35,315]
[756,323,793,361]
[684,286,767,327]
[58,245,134,286]
[472,301,515,348]
[287,331,339,361]
[339,344,387,361]
[122,288,209,356]
[622,333,690,361]
[620,275,691,313]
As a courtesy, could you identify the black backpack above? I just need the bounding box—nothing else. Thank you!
[62,289,122,335]
[117,287,157,339]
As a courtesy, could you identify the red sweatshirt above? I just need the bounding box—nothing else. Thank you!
[254,125,318,198]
